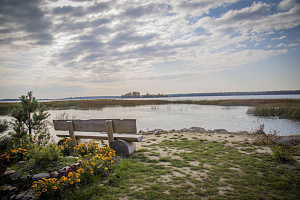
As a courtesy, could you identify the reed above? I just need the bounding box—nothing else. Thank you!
[1,99,300,119]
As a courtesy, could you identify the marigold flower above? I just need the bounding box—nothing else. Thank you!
[70,181,74,184]
[77,179,81,182]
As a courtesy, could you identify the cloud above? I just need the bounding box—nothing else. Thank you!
[0,0,300,98]
[0,0,53,46]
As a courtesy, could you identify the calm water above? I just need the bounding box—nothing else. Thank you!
[1,95,299,139]
[46,104,299,137]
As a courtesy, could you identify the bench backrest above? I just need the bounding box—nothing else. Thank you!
[53,119,137,134]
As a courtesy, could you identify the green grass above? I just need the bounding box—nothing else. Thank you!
[58,137,300,200]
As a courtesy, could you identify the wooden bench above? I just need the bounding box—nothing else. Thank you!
[53,119,143,156]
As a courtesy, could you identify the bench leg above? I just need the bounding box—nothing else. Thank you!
[110,140,136,156]
[67,121,77,146]
[105,120,114,147]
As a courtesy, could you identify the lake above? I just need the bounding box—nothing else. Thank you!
[1,94,300,138]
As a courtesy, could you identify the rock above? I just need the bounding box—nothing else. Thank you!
[9,187,18,196]
[14,161,26,167]
[10,194,16,200]
[274,135,300,145]
[50,171,59,178]
[180,128,189,132]
[1,185,12,196]
[10,173,21,182]
[213,129,228,133]
[20,175,31,182]
[21,195,32,200]
[16,193,25,200]
[231,131,249,135]
[32,173,50,181]
[3,170,16,176]
[70,163,80,170]
[189,127,206,133]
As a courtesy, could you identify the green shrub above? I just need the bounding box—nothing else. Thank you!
[29,143,61,165]
[272,145,292,162]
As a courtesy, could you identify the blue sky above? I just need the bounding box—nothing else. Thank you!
[0,0,299,99]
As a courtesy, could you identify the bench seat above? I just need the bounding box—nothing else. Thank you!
[56,132,143,142]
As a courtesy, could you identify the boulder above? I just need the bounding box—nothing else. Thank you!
[10,173,21,182]
[274,135,300,145]
[32,173,50,181]
[3,170,16,176]
[189,127,206,133]
[50,171,59,178]
[21,195,32,200]
[20,175,31,182]
[14,161,26,167]
[213,129,228,133]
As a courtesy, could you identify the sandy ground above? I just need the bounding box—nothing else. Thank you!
[136,131,273,155]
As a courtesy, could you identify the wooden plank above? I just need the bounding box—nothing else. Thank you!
[53,119,137,133]
[56,133,143,142]
[67,121,77,146]
[106,120,114,147]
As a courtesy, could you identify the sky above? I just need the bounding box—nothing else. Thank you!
[0,0,300,99]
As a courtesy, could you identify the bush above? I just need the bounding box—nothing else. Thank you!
[29,143,61,165]
[272,145,292,162]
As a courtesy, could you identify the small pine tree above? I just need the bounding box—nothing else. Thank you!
[10,92,50,143]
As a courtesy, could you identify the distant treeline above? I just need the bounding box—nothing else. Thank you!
[121,91,168,98]
[168,90,300,97]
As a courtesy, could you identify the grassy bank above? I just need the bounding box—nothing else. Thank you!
[1,98,300,119]
[63,132,300,200]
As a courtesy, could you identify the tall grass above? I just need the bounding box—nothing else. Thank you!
[246,100,300,120]
[1,99,300,119]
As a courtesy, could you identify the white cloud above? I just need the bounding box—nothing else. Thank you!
[0,0,299,98]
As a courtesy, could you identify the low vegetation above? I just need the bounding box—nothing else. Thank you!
[1,92,299,199]
[1,98,300,119]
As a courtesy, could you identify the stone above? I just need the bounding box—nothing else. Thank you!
[231,131,249,135]
[180,128,189,132]
[213,129,228,133]
[10,173,21,182]
[1,185,12,196]
[21,195,32,200]
[16,193,25,200]
[9,187,18,196]
[70,163,80,170]
[3,170,16,176]
[50,171,59,178]
[20,175,31,182]
[10,194,16,200]
[189,127,206,133]
[274,135,300,145]
[32,173,50,181]
[14,161,26,167]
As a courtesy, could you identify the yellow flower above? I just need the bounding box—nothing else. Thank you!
[42,188,47,192]
[70,181,74,185]
[36,187,40,191]
[36,191,41,197]
[104,167,108,170]
[77,179,81,182]
[32,184,37,188]
[52,186,57,190]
